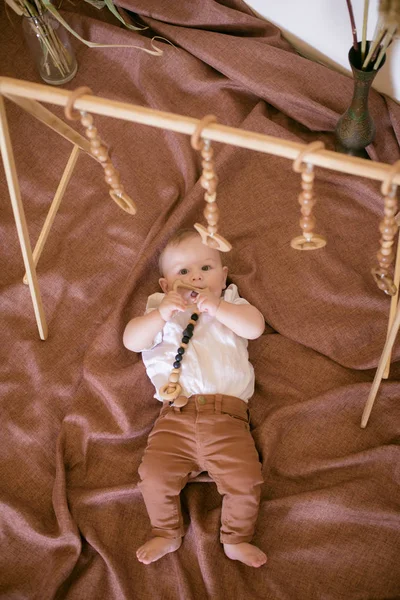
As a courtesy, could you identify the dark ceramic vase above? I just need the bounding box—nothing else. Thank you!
[335,42,385,158]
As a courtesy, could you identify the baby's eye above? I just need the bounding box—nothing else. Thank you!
[202,265,211,271]
[179,268,188,275]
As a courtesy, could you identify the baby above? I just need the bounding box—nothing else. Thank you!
[123,229,266,567]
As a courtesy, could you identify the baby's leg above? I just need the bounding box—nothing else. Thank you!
[202,413,266,567]
[137,408,199,564]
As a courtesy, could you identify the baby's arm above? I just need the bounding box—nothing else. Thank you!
[123,310,166,353]
[216,300,265,340]
[123,292,187,353]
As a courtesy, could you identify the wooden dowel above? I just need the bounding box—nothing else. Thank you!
[1,77,400,187]
[0,96,48,340]
[23,145,80,285]
[3,94,94,157]
[382,231,400,378]
[361,299,400,427]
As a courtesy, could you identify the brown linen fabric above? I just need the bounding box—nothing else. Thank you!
[0,1,399,598]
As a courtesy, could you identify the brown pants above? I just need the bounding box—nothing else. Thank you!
[138,394,263,544]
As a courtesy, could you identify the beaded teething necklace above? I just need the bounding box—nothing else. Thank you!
[159,280,206,406]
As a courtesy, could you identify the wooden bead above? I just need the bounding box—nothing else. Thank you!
[90,139,102,149]
[301,191,313,201]
[205,193,217,203]
[384,197,397,208]
[379,223,397,236]
[300,206,312,216]
[301,182,314,191]
[97,149,109,162]
[300,216,316,232]
[205,202,218,213]
[384,208,397,218]
[91,145,107,157]
[201,148,214,160]
[299,196,314,207]
[204,216,218,226]
[202,170,215,181]
[378,252,392,266]
[302,172,315,183]
[86,128,98,139]
[104,165,116,176]
[202,160,214,170]
[207,225,218,234]
[169,372,180,383]
[80,113,93,127]
[105,173,120,186]
[204,178,218,194]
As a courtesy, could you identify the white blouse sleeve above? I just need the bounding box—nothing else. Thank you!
[223,284,250,306]
[139,292,165,352]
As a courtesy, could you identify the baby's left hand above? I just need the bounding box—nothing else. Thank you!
[195,291,221,316]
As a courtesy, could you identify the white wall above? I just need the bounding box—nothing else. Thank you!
[245,0,400,103]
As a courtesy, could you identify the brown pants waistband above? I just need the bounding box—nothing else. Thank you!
[162,394,249,421]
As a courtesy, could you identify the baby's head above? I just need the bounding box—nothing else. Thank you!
[158,229,228,301]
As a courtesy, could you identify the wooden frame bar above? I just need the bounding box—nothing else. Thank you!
[1,76,400,186]
[0,95,47,340]
[0,75,398,426]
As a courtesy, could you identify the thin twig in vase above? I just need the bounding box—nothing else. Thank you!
[362,23,386,68]
[374,24,398,68]
[361,0,370,61]
[346,0,359,51]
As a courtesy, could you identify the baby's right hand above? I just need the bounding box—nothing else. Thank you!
[158,291,187,322]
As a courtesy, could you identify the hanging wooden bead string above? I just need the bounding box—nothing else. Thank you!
[159,280,208,406]
[64,87,137,215]
[291,141,327,251]
[190,115,232,253]
[371,160,400,296]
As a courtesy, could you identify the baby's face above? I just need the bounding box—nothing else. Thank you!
[159,236,228,302]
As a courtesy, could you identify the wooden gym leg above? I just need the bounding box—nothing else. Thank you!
[361,299,400,427]
[0,96,48,340]
[23,145,80,284]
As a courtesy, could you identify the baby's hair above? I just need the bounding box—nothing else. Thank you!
[158,229,203,275]
[158,228,232,288]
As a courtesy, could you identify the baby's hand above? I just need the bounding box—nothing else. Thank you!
[158,291,187,321]
[195,291,221,317]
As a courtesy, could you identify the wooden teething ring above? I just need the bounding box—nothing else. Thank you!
[158,280,206,402]
[190,115,232,253]
[371,159,400,295]
[291,141,327,251]
[64,87,137,215]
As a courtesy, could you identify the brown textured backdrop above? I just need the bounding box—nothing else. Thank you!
[0,1,399,598]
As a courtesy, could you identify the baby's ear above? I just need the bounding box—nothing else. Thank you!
[159,277,169,294]
[222,266,228,289]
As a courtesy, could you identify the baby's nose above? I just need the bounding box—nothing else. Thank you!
[191,271,203,281]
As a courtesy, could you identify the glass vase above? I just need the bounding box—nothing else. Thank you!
[22,13,78,86]
[335,42,385,158]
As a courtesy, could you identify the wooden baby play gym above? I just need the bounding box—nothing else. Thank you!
[1,75,400,428]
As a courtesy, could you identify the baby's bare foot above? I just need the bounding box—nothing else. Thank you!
[223,542,267,568]
[136,536,182,564]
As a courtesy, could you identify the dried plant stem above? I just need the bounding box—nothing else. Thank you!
[362,22,386,68]
[374,24,397,69]
[346,0,359,50]
[361,0,370,60]
[26,16,72,76]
